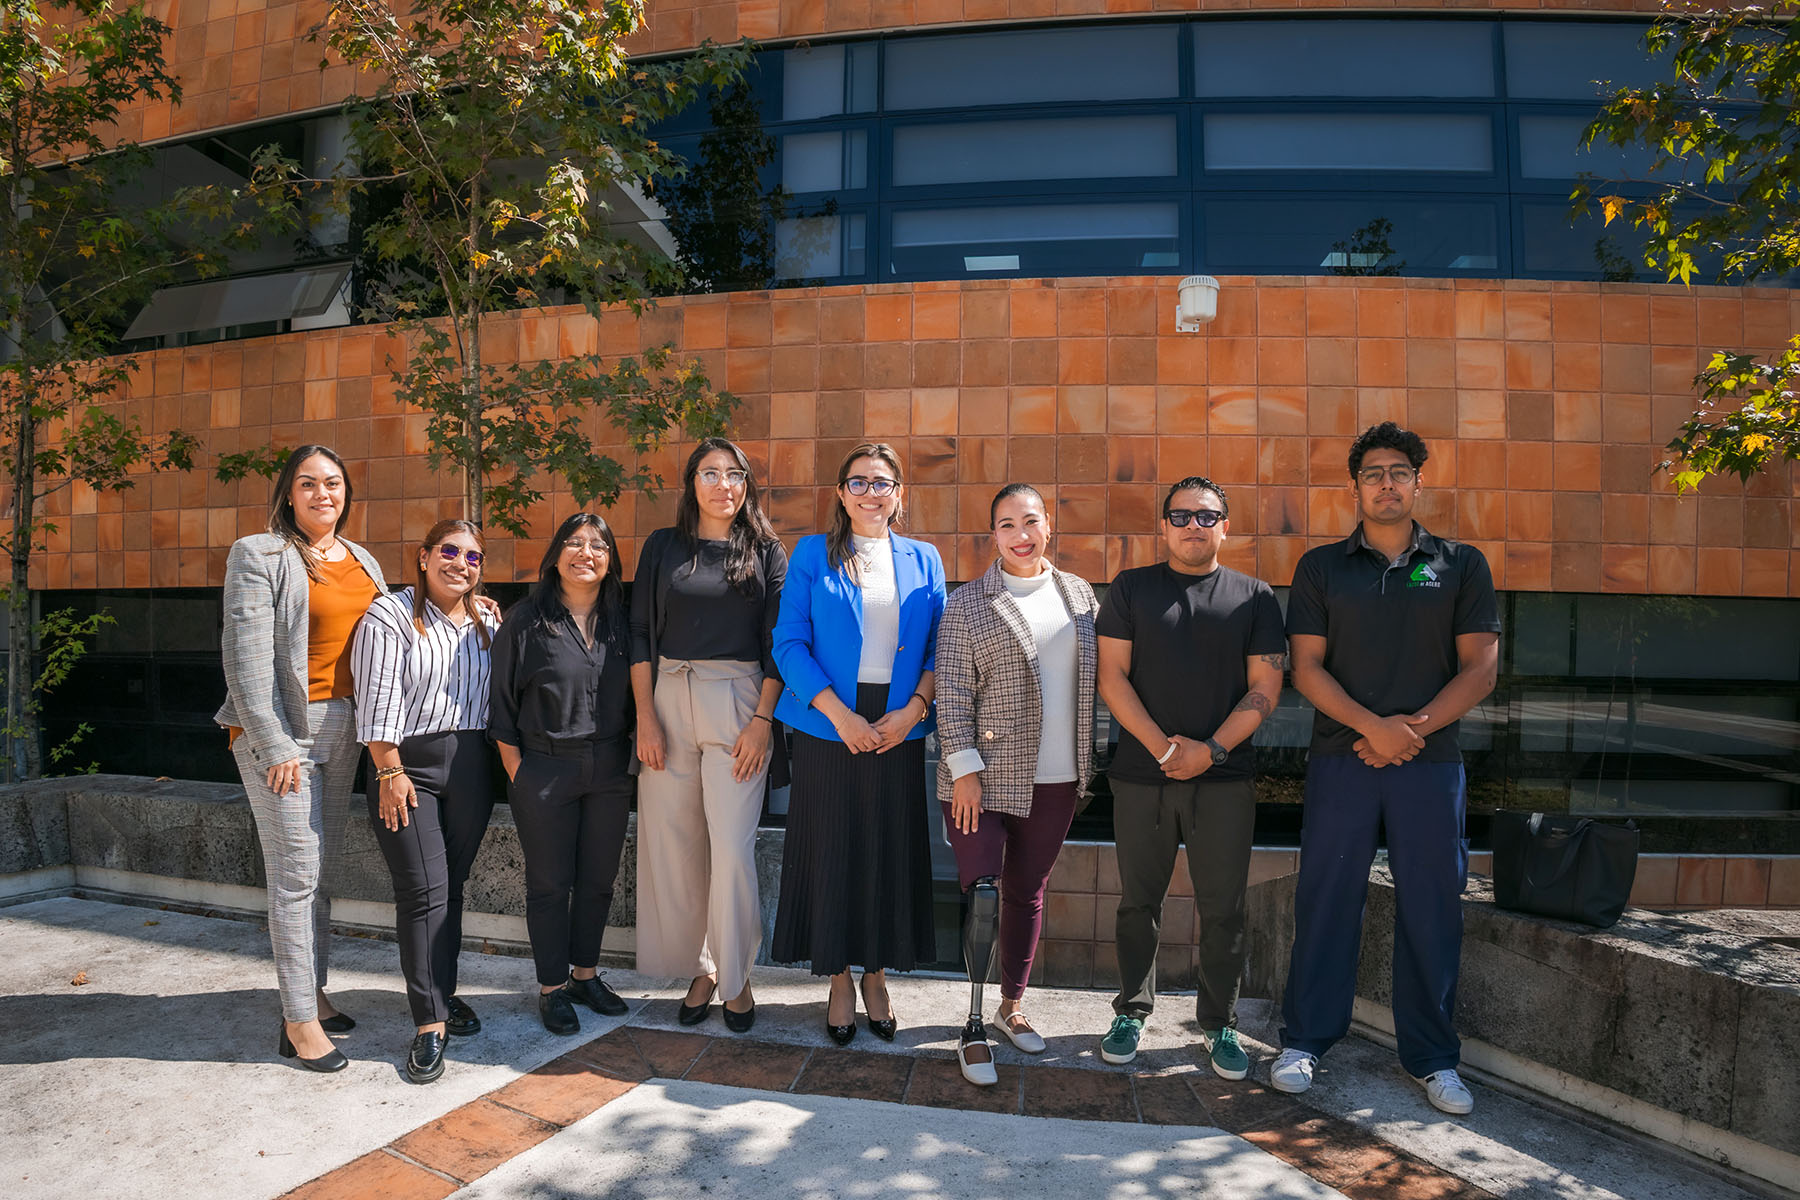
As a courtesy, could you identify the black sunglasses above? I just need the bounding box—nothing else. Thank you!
[1165,509,1225,528]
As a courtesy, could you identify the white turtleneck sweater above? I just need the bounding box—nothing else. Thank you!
[853,532,899,685]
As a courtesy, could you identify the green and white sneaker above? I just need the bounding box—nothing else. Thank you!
[1100,1014,1144,1064]
[1200,1027,1249,1080]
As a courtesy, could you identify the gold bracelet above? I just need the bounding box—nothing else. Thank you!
[375,765,408,781]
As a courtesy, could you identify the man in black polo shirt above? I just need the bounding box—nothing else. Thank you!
[1270,422,1500,1116]
[1094,476,1286,1077]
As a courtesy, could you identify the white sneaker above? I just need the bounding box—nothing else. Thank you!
[994,1010,1046,1054]
[1268,1048,1317,1094]
[1414,1068,1474,1115]
[958,1038,999,1087]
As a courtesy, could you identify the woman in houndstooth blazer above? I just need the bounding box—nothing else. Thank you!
[935,483,1098,1086]
[216,445,387,1073]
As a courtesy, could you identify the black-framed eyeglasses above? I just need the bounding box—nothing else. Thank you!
[1165,509,1225,528]
[698,468,749,488]
[1357,465,1417,486]
[843,476,898,497]
[435,545,485,567]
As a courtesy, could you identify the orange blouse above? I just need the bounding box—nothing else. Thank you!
[307,553,382,701]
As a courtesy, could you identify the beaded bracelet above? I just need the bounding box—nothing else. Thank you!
[375,765,408,781]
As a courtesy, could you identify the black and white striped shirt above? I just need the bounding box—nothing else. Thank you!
[351,588,496,745]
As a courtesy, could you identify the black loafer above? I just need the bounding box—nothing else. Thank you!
[565,975,629,1017]
[722,1002,756,1034]
[320,1012,355,1033]
[278,1025,348,1073]
[677,981,716,1027]
[539,988,580,1035]
[446,996,481,1038]
[406,1031,446,1084]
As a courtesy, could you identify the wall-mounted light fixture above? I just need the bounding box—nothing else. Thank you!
[1175,274,1220,332]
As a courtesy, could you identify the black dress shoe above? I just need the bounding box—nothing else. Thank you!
[677,980,716,1027]
[277,1025,349,1072]
[722,1002,756,1034]
[446,996,481,1038]
[406,1031,446,1084]
[860,977,898,1042]
[826,1018,857,1046]
[539,988,580,1035]
[319,1012,355,1033]
[565,974,629,1017]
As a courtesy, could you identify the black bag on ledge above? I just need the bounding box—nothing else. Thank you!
[1491,811,1640,929]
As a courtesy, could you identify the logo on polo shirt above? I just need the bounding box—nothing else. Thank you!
[1407,562,1442,589]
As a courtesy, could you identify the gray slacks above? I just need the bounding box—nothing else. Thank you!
[1110,776,1257,1030]
[634,659,767,1000]
[232,698,359,1023]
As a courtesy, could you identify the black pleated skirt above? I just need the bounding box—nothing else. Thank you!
[771,683,936,975]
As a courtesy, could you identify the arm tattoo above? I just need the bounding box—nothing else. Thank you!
[1232,692,1274,717]
[1257,652,1289,670]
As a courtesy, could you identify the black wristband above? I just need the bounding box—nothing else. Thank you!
[751,713,772,725]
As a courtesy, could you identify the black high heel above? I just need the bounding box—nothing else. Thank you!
[677,979,716,1027]
[277,1024,349,1073]
[319,1012,355,1033]
[722,998,756,1034]
[859,973,897,1042]
[826,977,857,1045]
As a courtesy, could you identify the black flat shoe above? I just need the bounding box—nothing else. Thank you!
[446,996,481,1038]
[677,980,716,1027]
[722,1002,756,1034]
[277,1025,348,1072]
[826,1019,857,1046]
[565,975,629,1017]
[319,1012,355,1033]
[539,988,580,1035]
[406,1031,446,1083]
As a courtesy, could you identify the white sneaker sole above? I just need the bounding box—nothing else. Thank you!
[1208,1057,1249,1081]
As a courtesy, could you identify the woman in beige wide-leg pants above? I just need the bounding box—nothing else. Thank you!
[630,438,788,1033]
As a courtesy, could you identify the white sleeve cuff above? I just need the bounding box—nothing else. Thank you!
[945,748,986,780]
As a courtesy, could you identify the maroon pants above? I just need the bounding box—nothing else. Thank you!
[941,781,1080,1001]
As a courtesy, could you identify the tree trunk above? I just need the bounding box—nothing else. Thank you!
[463,180,484,526]
[6,385,35,783]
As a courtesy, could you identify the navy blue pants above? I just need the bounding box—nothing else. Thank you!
[1280,754,1468,1077]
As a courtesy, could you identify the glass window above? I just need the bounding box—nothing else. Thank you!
[775,212,867,280]
[1202,197,1499,274]
[891,115,1179,187]
[1518,114,1661,180]
[889,201,1181,279]
[781,130,868,193]
[884,25,1179,111]
[1195,19,1495,97]
[1516,201,1647,280]
[1572,596,1800,681]
[781,43,878,121]
[1503,21,1664,100]
[1204,113,1493,174]
[124,264,352,341]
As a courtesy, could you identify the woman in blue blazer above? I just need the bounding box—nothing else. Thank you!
[771,441,947,1045]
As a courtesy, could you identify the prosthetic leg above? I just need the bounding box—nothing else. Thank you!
[958,876,1001,1086]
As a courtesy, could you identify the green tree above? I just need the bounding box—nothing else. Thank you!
[317,0,749,535]
[1582,1,1800,491]
[1,0,286,780]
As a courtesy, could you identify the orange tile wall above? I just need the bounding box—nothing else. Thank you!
[101,0,1685,143]
[44,275,1799,596]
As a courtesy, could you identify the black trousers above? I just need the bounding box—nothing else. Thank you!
[366,730,496,1026]
[1110,776,1257,1030]
[508,737,634,986]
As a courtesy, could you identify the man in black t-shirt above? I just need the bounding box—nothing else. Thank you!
[1094,476,1286,1078]
[1270,422,1501,1117]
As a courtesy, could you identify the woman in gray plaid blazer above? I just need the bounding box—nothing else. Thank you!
[935,483,1098,1086]
[216,445,387,1073]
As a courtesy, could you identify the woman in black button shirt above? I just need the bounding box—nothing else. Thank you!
[631,438,787,1034]
[490,513,635,1035]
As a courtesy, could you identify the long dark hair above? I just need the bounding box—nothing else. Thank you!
[826,441,906,579]
[675,437,778,594]
[530,512,626,645]
[413,518,491,649]
[266,444,352,582]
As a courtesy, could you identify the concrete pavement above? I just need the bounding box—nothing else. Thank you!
[1,896,1787,1200]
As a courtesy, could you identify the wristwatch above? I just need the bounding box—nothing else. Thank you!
[1205,737,1228,766]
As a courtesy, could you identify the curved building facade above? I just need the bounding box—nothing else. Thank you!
[36,2,1800,899]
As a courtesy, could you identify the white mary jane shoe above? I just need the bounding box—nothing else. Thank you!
[994,1010,1046,1054]
[958,1037,999,1087]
